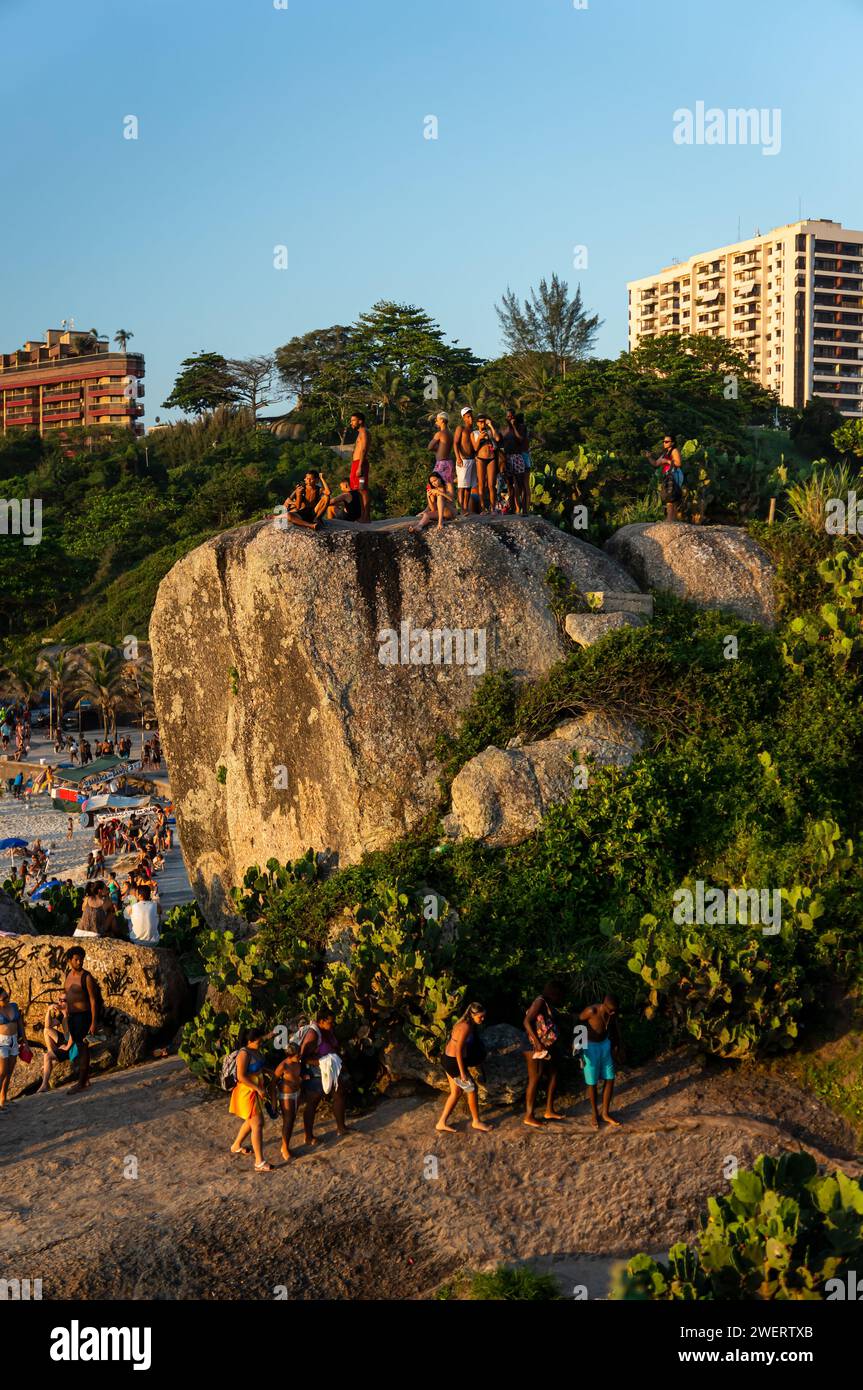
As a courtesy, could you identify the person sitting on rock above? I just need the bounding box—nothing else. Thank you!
[327,479,363,522]
[522,980,566,1129]
[285,471,331,531]
[38,993,74,1092]
[435,1002,492,1134]
[577,995,623,1129]
[409,473,457,533]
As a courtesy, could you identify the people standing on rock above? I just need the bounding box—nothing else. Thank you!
[427,412,456,500]
[285,471,331,531]
[299,1009,350,1145]
[577,995,623,1129]
[472,414,500,512]
[38,993,73,1092]
[349,411,371,522]
[0,983,26,1109]
[522,981,566,1128]
[229,1027,273,1171]
[645,434,684,522]
[435,1002,492,1134]
[274,1040,303,1161]
[499,409,530,514]
[64,947,99,1094]
[409,473,457,532]
[453,407,478,513]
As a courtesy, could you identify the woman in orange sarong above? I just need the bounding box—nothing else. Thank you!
[229,1028,272,1172]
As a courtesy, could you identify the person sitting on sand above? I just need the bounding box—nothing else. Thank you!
[229,1026,273,1172]
[522,980,566,1129]
[298,1009,350,1146]
[0,983,26,1109]
[435,1002,492,1134]
[285,471,331,531]
[38,994,73,1092]
[274,1041,303,1161]
[578,995,623,1129]
[63,947,99,1094]
[409,473,457,532]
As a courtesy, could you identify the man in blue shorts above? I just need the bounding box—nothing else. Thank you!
[578,995,623,1129]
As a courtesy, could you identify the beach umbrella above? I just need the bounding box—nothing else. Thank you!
[0,837,28,850]
[30,879,61,899]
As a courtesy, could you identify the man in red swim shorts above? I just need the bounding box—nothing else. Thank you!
[349,411,370,522]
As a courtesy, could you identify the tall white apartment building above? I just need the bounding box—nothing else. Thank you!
[627,219,863,417]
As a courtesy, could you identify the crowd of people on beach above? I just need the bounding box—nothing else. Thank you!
[216,982,623,1172]
[0,703,32,759]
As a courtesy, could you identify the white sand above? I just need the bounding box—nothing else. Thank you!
[0,793,91,886]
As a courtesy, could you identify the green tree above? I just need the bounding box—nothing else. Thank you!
[833,417,863,459]
[37,645,78,737]
[162,352,238,415]
[75,645,129,740]
[496,273,602,378]
[114,329,134,352]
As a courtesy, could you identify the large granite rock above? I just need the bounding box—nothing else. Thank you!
[150,514,638,923]
[0,934,187,1097]
[605,522,776,627]
[443,712,644,848]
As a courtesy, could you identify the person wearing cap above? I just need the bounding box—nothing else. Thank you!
[427,412,456,500]
[453,406,478,513]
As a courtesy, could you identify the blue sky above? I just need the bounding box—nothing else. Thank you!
[1,0,861,422]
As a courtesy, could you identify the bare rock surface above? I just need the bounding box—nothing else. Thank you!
[605,522,776,626]
[565,611,647,646]
[149,514,637,923]
[444,712,643,848]
[0,888,34,935]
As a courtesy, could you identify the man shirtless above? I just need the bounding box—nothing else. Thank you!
[453,406,477,513]
[578,995,623,1129]
[427,412,455,499]
[349,411,371,522]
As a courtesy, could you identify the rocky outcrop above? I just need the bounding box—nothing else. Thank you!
[565,611,646,645]
[150,514,638,923]
[443,712,643,848]
[605,522,776,627]
[0,934,187,1097]
[0,888,35,935]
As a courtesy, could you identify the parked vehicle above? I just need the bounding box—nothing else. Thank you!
[61,704,101,732]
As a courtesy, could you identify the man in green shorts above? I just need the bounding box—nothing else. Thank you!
[577,994,623,1129]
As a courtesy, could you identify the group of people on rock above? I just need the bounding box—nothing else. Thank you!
[282,407,536,535]
[0,945,105,1107]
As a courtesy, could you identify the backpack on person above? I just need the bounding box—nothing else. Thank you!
[287,1019,320,1053]
[220,1047,243,1091]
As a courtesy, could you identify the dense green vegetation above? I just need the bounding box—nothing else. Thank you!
[615,1153,863,1300]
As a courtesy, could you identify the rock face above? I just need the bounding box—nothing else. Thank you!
[444,712,644,848]
[0,934,187,1097]
[0,889,35,935]
[565,611,646,646]
[150,515,638,923]
[605,522,776,627]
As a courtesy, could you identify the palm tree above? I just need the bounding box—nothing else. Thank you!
[368,367,410,426]
[0,651,41,713]
[120,652,154,757]
[36,645,77,738]
[115,329,134,352]
[75,645,128,741]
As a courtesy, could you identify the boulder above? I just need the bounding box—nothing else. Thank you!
[382,1022,527,1104]
[605,522,776,627]
[0,888,35,936]
[444,712,643,847]
[565,611,647,646]
[150,514,638,924]
[0,935,187,1097]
